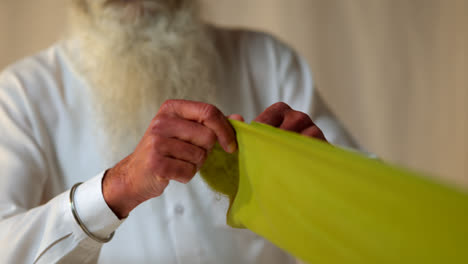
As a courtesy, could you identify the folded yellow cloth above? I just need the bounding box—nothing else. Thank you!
[200,120,468,263]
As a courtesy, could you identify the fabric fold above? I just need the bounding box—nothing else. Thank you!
[201,120,468,263]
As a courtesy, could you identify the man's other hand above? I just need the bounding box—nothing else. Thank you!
[102,100,237,219]
[254,102,328,142]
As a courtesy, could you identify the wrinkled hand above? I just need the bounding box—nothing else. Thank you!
[254,102,327,141]
[103,100,237,218]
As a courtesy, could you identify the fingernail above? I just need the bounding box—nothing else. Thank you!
[227,142,237,153]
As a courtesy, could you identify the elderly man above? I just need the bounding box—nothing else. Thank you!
[0,0,357,263]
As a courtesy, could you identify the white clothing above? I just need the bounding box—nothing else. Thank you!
[0,28,358,263]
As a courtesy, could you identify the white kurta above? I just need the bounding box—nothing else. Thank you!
[0,28,358,263]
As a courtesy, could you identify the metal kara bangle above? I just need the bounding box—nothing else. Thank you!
[69,182,115,243]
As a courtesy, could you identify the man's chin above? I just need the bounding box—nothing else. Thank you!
[102,1,166,23]
[104,1,164,12]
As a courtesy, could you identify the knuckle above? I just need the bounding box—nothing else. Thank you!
[292,111,311,123]
[156,160,171,178]
[178,178,189,184]
[179,175,192,184]
[150,116,168,133]
[159,101,170,112]
[304,125,324,138]
[200,104,221,120]
[315,126,325,136]
[180,165,196,183]
[150,134,165,148]
[171,163,193,184]
[273,102,290,110]
[146,152,163,172]
[159,100,177,114]
[161,99,174,108]
[273,102,287,107]
[193,148,207,164]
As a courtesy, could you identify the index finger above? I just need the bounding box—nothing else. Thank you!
[160,100,237,153]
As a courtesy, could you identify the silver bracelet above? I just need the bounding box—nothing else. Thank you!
[69,182,115,243]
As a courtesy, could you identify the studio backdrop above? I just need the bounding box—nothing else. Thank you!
[0,0,466,186]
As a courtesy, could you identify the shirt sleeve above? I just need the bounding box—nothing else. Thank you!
[0,71,123,263]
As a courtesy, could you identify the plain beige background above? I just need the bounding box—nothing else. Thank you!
[0,0,466,187]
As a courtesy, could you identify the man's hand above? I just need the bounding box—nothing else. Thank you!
[102,100,237,219]
[254,102,328,142]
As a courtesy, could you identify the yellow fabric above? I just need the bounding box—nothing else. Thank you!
[200,120,468,263]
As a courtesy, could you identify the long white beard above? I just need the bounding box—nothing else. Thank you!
[65,0,219,163]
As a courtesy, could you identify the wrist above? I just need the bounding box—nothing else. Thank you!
[102,157,142,219]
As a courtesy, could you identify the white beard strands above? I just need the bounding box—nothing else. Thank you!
[65,0,219,164]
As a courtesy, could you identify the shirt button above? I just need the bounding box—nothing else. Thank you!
[174,204,185,215]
